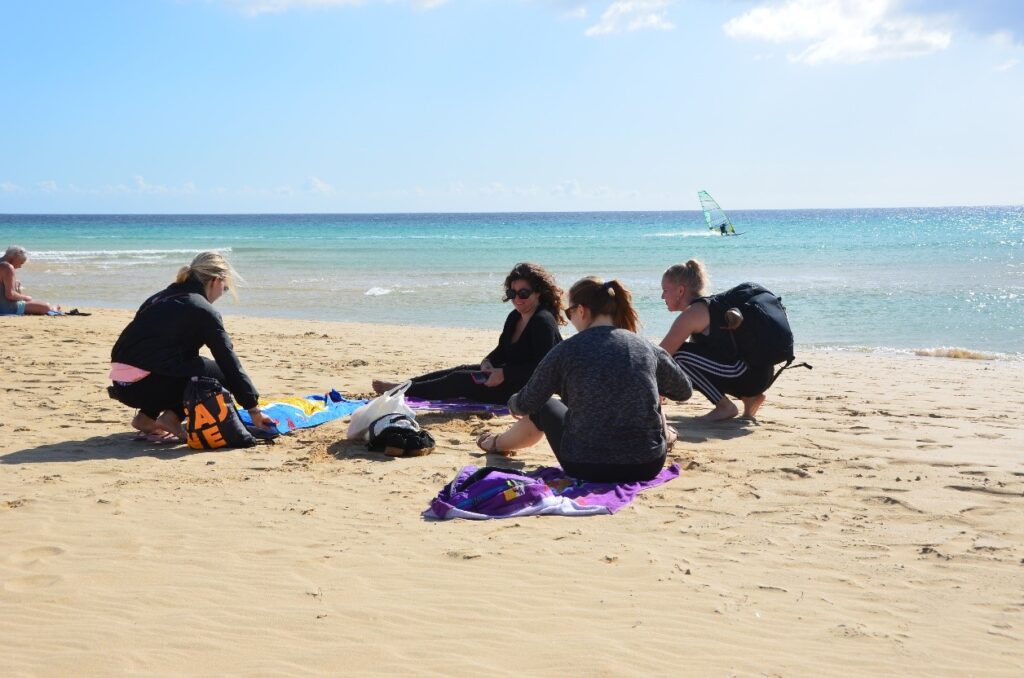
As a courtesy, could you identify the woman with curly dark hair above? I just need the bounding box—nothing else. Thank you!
[371,262,565,404]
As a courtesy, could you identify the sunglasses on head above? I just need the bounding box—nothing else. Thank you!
[506,287,534,300]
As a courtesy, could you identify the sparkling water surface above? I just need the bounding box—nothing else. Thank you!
[2,208,1022,357]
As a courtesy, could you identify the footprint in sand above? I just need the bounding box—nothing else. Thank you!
[3,574,63,592]
[7,546,65,566]
[863,495,924,513]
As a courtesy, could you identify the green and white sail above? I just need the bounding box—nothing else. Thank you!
[698,190,735,235]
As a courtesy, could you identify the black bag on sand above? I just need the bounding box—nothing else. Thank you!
[183,377,277,450]
[367,413,435,457]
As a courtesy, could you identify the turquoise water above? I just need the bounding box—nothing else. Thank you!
[2,208,1022,356]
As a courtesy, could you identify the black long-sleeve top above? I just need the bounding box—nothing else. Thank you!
[484,308,563,392]
[111,278,260,409]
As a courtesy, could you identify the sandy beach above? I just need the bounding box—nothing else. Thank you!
[2,309,1022,677]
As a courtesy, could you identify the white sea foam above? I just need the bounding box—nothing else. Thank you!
[364,287,392,296]
[803,343,1021,362]
[913,347,999,360]
[644,231,717,238]
[31,247,233,262]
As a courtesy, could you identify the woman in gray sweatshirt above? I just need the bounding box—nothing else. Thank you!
[476,276,693,482]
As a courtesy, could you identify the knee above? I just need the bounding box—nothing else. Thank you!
[529,398,566,431]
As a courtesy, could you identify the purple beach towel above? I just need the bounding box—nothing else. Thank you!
[405,397,510,416]
[423,463,680,520]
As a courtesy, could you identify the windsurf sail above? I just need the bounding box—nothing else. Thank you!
[698,190,736,235]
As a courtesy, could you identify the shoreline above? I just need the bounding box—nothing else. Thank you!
[6,304,1022,362]
[2,307,1023,675]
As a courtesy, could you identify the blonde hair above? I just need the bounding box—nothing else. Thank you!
[176,251,242,300]
[568,277,640,333]
[662,259,708,297]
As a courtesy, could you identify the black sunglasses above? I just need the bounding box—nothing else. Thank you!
[506,288,535,300]
[564,304,579,321]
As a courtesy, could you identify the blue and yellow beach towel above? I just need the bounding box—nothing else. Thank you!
[237,389,367,435]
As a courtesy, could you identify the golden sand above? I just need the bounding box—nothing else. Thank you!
[2,310,1022,676]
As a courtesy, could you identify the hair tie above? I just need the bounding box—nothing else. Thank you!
[603,281,616,297]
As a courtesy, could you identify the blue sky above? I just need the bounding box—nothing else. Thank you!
[1,0,1021,212]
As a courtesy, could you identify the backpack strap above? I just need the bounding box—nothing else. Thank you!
[245,425,279,444]
[766,359,813,390]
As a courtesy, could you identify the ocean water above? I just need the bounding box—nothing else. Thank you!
[2,208,1022,357]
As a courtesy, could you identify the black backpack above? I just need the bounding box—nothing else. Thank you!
[183,377,277,449]
[708,283,811,384]
[367,414,435,457]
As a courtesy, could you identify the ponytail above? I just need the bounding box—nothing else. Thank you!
[663,259,708,297]
[174,252,242,301]
[568,277,640,333]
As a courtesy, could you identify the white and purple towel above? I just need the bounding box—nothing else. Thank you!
[405,397,510,416]
[423,463,680,520]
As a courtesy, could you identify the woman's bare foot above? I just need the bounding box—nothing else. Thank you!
[155,411,187,440]
[132,412,169,436]
[740,393,766,419]
[371,379,399,394]
[698,398,739,421]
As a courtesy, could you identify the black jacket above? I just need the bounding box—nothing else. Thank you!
[111,278,259,409]
[484,308,563,392]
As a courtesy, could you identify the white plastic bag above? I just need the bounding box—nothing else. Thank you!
[346,381,416,440]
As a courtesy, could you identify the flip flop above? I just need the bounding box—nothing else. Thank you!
[67,308,91,316]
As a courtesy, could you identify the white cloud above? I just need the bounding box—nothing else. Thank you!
[226,0,448,17]
[724,0,952,65]
[552,180,583,197]
[37,180,58,192]
[994,57,1019,72]
[585,0,674,37]
[564,6,587,20]
[306,176,336,194]
[1,181,23,193]
[133,175,172,194]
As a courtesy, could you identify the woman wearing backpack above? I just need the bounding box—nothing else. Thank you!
[371,262,565,405]
[476,276,692,483]
[108,251,276,442]
[660,260,776,421]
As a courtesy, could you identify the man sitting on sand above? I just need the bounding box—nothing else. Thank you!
[1,246,61,316]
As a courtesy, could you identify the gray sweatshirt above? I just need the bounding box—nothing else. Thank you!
[508,325,692,465]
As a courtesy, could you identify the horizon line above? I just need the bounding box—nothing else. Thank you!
[2,203,1022,218]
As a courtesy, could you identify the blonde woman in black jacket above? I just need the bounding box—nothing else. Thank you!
[109,252,275,442]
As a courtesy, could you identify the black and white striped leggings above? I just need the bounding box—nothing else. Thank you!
[673,343,774,404]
